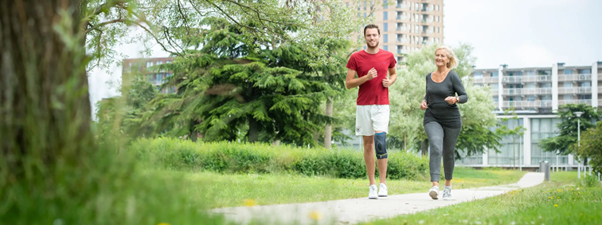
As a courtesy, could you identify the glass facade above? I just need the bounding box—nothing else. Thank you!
[489,119,523,166]
[530,118,565,165]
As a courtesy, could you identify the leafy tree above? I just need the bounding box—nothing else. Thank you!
[574,121,602,175]
[141,17,352,146]
[384,44,500,158]
[540,104,600,155]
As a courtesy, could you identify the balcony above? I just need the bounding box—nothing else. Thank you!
[396,27,407,32]
[503,89,522,96]
[502,76,522,83]
[558,74,591,81]
[397,38,407,43]
[599,99,602,106]
[472,76,499,83]
[558,87,592,94]
[397,3,407,9]
[559,99,592,105]
[502,100,552,108]
[396,16,407,20]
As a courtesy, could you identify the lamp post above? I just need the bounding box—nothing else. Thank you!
[575,111,583,179]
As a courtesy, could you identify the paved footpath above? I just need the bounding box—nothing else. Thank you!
[211,172,544,225]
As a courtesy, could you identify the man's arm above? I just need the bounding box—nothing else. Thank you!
[383,67,397,87]
[346,68,375,89]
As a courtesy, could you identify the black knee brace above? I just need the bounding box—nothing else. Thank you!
[374,132,388,159]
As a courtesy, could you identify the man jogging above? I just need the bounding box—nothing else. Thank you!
[345,24,397,199]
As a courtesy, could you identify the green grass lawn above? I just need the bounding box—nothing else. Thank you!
[155,167,526,208]
[363,171,602,225]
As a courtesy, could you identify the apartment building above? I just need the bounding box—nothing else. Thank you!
[457,61,602,169]
[122,57,176,94]
[347,0,445,62]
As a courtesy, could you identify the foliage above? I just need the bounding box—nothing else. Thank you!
[573,121,602,175]
[135,16,353,146]
[130,137,430,180]
[540,103,600,155]
[384,44,499,157]
[1,1,225,223]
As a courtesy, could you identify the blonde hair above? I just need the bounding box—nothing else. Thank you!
[435,46,457,69]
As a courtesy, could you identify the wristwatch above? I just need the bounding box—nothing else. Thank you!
[456,97,459,103]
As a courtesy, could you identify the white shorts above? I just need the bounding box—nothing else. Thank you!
[355,105,390,136]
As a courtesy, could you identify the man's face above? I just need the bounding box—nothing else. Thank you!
[364,28,380,48]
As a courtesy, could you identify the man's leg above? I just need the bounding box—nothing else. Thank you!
[374,131,388,184]
[362,135,376,185]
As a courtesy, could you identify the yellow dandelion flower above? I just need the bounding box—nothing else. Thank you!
[309,211,321,221]
[244,199,256,207]
[554,204,558,207]
[158,223,170,225]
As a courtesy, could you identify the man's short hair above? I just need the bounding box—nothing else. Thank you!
[363,24,380,36]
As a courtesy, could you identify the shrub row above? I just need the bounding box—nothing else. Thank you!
[130,137,429,180]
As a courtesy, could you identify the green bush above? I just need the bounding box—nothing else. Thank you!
[583,173,600,188]
[130,137,429,180]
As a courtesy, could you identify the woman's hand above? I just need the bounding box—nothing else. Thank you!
[420,100,428,110]
[444,96,458,105]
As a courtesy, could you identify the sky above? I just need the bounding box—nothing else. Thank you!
[88,0,602,116]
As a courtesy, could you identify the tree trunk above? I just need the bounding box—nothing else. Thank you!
[421,139,429,156]
[404,132,407,151]
[248,115,259,142]
[324,97,333,149]
[1,0,92,176]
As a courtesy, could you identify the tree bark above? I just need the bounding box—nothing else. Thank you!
[1,0,92,176]
[248,115,259,142]
[404,132,407,151]
[421,139,429,156]
[324,97,333,149]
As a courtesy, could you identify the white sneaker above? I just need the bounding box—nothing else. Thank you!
[429,186,439,200]
[369,185,378,199]
[378,183,388,197]
[442,187,452,200]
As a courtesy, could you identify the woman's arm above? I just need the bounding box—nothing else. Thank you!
[452,71,468,103]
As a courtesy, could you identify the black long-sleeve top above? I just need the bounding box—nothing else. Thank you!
[423,70,468,128]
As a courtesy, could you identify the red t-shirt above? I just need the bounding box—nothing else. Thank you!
[346,49,397,105]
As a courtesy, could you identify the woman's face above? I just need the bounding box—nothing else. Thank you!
[435,49,449,68]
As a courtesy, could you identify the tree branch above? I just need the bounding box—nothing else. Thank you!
[132,22,181,56]
[85,18,125,34]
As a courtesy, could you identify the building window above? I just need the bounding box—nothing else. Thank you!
[579,95,592,100]
[564,95,573,100]
[397,45,403,54]
[155,73,163,84]
[364,12,367,17]
[491,71,499,77]
[581,82,591,87]
[563,69,573,74]
[383,0,388,9]
[383,11,388,20]
[383,22,388,31]
[581,69,591,74]
[384,34,388,43]
[527,96,536,101]
[383,45,388,51]
[146,61,153,67]
[156,61,163,65]
[474,72,483,78]
[364,1,367,10]
[146,74,153,82]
